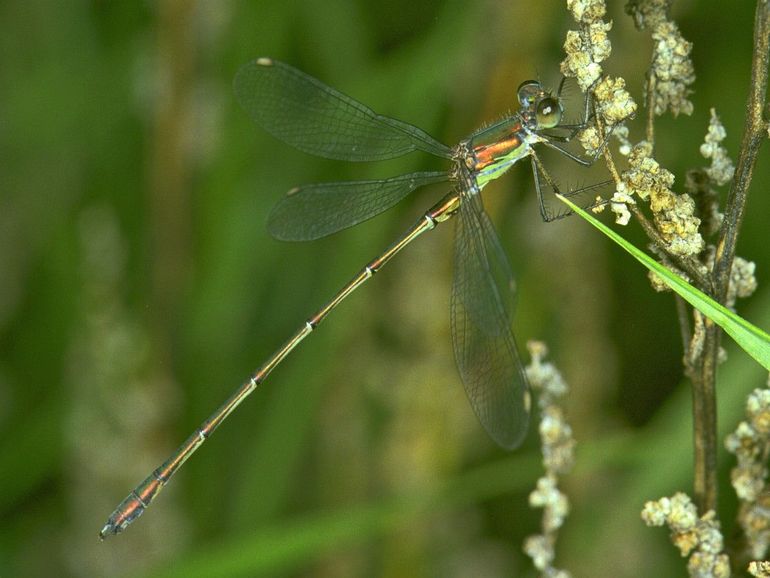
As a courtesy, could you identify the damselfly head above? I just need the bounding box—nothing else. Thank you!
[517,80,563,129]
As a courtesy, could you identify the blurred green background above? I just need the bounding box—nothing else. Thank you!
[2,1,769,576]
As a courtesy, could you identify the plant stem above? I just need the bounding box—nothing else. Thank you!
[692,0,770,515]
[675,295,692,358]
[692,327,719,513]
[645,71,656,146]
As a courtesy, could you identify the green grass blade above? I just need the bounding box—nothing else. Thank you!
[557,194,770,371]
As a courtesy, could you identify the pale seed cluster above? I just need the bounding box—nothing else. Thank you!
[701,250,757,309]
[685,169,723,238]
[526,341,576,474]
[641,492,730,578]
[749,560,770,577]
[725,256,758,309]
[627,0,695,116]
[561,0,611,91]
[649,21,696,116]
[619,142,704,257]
[593,76,638,126]
[684,109,733,237]
[625,0,672,30]
[529,475,570,535]
[577,123,632,159]
[562,0,638,130]
[725,383,770,559]
[522,533,572,578]
[524,341,575,578]
[701,109,736,186]
[522,341,576,578]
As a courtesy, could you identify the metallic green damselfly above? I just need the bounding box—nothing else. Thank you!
[101,58,605,538]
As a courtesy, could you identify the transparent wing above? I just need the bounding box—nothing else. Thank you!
[267,171,450,241]
[234,58,453,162]
[450,195,530,449]
[477,206,516,321]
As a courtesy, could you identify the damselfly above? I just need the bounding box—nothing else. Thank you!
[100,57,607,538]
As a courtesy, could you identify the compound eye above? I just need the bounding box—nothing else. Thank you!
[517,80,541,106]
[536,97,562,128]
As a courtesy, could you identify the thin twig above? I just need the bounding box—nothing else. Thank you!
[645,71,657,146]
[594,108,623,184]
[692,332,719,513]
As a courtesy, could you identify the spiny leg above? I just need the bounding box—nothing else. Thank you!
[542,78,618,166]
[556,74,593,128]
[530,151,612,222]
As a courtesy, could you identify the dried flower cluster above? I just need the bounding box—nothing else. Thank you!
[749,560,770,577]
[627,0,696,116]
[620,142,705,256]
[692,109,755,309]
[522,342,576,578]
[625,0,671,30]
[685,109,733,236]
[641,492,730,577]
[701,109,736,186]
[638,107,745,293]
[563,0,638,226]
[725,383,770,560]
[562,0,638,129]
[648,21,696,116]
[561,0,611,91]
[593,76,638,126]
[726,257,758,307]
[685,169,723,238]
[563,0,703,258]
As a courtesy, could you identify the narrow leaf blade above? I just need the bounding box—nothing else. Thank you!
[557,194,770,371]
